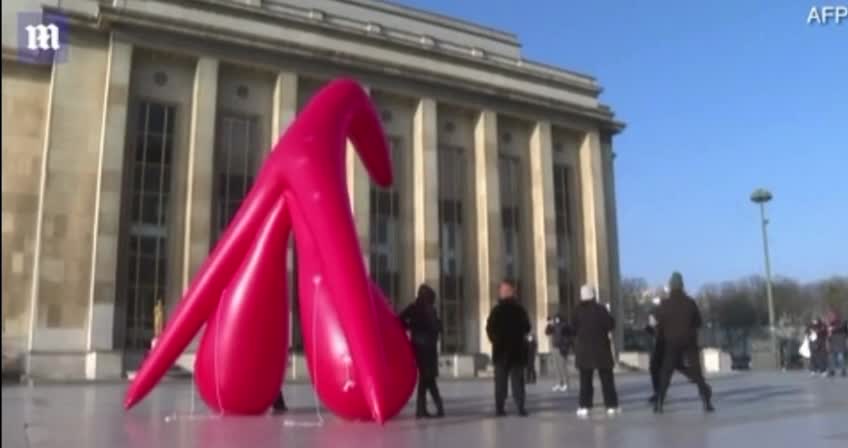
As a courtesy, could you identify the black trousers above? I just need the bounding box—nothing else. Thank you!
[416,374,444,414]
[494,362,526,412]
[650,346,696,394]
[657,345,711,403]
[578,368,619,409]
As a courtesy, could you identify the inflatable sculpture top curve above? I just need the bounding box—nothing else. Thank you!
[123,79,417,423]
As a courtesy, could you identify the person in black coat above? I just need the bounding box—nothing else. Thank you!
[647,288,697,404]
[486,279,531,417]
[572,284,619,417]
[400,284,444,418]
[654,272,714,414]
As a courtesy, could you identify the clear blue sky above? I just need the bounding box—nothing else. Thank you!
[397,0,847,290]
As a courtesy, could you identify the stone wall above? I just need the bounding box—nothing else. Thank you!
[32,29,108,351]
[1,61,51,355]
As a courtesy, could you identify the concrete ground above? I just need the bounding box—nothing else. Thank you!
[2,371,847,448]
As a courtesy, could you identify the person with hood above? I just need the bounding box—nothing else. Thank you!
[545,314,573,392]
[654,272,714,414]
[646,286,697,404]
[400,284,445,418]
[573,284,619,418]
[486,279,531,417]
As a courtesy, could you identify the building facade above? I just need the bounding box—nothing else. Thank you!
[1,0,624,379]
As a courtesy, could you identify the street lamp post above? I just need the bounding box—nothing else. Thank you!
[750,188,777,369]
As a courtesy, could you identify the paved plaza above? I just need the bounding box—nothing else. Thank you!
[2,372,847,448]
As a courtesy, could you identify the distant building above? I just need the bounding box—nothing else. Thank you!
[1,0,624,379]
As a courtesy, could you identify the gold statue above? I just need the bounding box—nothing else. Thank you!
[153,299,164,337]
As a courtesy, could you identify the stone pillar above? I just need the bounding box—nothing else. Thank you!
[26,31,110,379]
[472,110,502,355]
[177,58,218,356]
[527,121,559,354]
[271,72,297,145]
[602,136,624,353]
[346,86,371,268]
[412,98,440,290]
[180,57,219,289]
[84,36,133,378]
[271,71,298,353]
[578,130,612,309]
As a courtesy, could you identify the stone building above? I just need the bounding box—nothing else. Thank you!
[1,0,624,379]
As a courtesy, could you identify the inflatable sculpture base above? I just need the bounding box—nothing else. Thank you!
[123,79,417,423]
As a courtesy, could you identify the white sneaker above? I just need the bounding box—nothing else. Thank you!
[576,408,589,418]
[606,407,621,416]
[552,385,561,392]
[561,385,569,392]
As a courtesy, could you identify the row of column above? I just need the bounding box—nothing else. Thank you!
[74,39,618,369]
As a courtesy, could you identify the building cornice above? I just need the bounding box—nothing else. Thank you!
[184,0,600,93]
[47,2,623,132]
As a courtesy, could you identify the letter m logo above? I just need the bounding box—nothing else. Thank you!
[17,11,69,64]
[25,24,60,51]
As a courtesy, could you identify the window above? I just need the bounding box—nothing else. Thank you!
[123,101,176,351]
[438,144,468,353]
[213,113,261,242]
[369,136,402,308]
[553,163,577,321]
[499,155,522,294]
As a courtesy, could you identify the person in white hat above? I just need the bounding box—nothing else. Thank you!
[572,284,620,418]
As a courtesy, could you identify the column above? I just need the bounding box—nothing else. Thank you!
[412,98,440,289]
[177,58,218,358]
[578,130,612,309]
[346,86,371,268]
[472,110,502,355]
[271,72,297,144]
[84,36,133,378]
[271,71,298,360]
[527,121,559,354]
[180,57,219,289]
[603,137,624,354]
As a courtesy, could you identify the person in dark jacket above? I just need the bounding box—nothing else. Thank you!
[646,288,697,403]
[808,319,829,376]
[654,272,714,414]
[526,332,538,384]
[826,316,847,377]
[573,284,619,417]
[545,314,573,392]
[400,284,445,418]
[486,279,531,417]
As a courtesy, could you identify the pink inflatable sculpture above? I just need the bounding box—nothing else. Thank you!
[123,79,417,423]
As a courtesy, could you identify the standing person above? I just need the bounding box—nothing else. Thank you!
[654,272,714,414]
[573,284,620,418]
[826,315,847,378]
[486,279,531,417]
[647,288,697,403]
[545,314,573,392]
[808,319,829,376]
[400,284,445,418]
[526,332,538,385]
